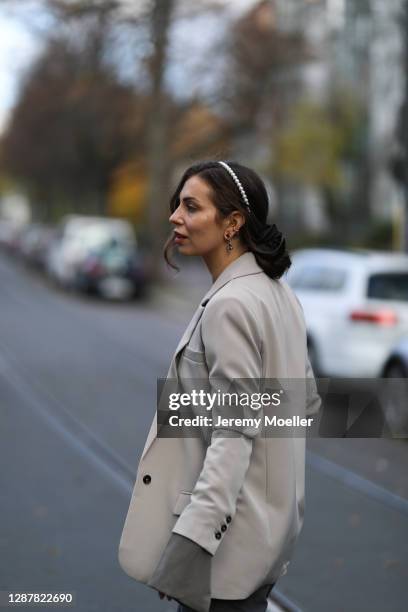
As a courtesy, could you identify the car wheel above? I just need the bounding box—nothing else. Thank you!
[382,361,408,436]
[132,283,148,300]
[384,360,408,378]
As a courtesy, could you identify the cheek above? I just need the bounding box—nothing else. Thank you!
[190,214,221,240]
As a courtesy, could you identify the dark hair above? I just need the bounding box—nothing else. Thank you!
[163,160,291,280]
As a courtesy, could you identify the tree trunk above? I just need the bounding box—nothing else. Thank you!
[145,0,175,282]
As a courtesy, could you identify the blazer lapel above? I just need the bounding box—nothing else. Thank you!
[140,303,207,461]
[172,304,207,362]
[167,251,262,377]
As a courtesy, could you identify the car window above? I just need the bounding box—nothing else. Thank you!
[367,273,408,302]
[288,265,347,291]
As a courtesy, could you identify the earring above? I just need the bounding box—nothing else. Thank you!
[225,233,233,252]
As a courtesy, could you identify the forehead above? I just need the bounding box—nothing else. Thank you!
[180,175,213,201]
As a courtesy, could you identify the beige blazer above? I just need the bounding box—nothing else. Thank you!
[118,251,320,599]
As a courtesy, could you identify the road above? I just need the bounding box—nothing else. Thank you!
[0,253,407,612]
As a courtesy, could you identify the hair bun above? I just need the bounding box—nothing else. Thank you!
[259,223,284,255]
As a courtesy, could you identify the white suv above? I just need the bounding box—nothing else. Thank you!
[284,249,408,377]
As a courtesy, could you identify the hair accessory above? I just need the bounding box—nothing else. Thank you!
[218,161,251,213]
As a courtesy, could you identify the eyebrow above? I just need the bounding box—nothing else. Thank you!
[180,196,199,203]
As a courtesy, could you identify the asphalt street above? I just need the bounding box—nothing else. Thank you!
[0,253,407,612]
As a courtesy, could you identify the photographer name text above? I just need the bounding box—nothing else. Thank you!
[167,415,314,428]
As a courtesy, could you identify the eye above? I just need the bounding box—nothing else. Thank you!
[185,202,197,212]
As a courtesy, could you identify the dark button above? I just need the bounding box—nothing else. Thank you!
[226,515,231,523]
[143,474,151,485]
[215,531,222,540]
[221,524,227,532]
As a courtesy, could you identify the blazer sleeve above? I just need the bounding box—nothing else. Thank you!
[290,287,321,417]
[305,354,321,417]
[172,295,262,555]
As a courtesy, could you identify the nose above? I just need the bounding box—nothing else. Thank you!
[169,203,182,225]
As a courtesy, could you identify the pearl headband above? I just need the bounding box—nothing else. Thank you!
[218,161,251,213]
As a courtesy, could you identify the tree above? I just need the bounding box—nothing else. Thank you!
[144,0,175,280]
[221,0,312,138]
[272,92,365,240]
[390,0,408,251]
[1,28,139,220]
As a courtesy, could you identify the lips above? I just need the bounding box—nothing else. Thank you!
[174,231,188,240]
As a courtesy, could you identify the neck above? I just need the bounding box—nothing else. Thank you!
[203,244,249,282]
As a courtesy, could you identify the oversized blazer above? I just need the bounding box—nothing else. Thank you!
[118,251,320,599]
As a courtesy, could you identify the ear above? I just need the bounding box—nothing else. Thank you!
[228,211,246,232]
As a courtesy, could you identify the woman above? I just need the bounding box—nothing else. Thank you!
[118,161,320,612]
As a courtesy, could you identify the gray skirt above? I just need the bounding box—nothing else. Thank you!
[176,583,275,612]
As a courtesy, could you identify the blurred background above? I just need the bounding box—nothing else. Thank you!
[0,1,408,611]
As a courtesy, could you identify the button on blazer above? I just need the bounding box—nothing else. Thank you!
[118,251,320,599]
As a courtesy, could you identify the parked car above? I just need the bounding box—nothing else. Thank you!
[18,223,55,269]
[46,216,136,288]
[382,336,408,378]
[0,220,27,254]
[380,336,408,435]
[0,220,16,249]
[284,249,408,377]
[74,238,147,300]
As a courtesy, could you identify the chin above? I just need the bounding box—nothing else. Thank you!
[176,244,197,256]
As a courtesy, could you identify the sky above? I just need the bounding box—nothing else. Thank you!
[0,9,40,132]
[0,0,258,135]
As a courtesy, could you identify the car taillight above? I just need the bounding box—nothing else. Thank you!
[85,259,105,276]
[349,308,398,326]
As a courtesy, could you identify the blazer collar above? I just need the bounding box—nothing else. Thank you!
[200,251,263,307]
[171,251,263,361]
